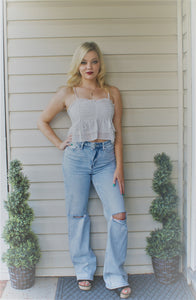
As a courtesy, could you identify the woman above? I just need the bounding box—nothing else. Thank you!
[37,42,131,299]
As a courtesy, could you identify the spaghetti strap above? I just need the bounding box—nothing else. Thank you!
[73,87,79,99]
[105,88,110,100]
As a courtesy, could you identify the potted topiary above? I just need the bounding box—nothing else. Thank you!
[146,153,182,284]
[2,159,41,289]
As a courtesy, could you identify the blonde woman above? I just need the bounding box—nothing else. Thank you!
[37,42,131,299]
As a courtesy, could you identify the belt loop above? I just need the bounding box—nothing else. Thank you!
[81,142,84,149]
[103,142,105,150]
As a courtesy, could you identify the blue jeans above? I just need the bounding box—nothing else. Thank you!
[62,140,128,289]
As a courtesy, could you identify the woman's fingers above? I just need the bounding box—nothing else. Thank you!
[59,135,72,150]
[113,171,125,195]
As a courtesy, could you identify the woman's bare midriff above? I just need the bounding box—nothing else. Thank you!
[90,139,108,143]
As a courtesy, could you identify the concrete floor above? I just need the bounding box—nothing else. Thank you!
[1,278,58,300]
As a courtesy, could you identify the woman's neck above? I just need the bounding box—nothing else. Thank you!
[79,79,99,90]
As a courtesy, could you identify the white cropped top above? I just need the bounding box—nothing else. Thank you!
[67,87,116,142]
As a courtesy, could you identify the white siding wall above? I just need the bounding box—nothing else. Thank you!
[182,0,191,277]
[6,0,179,276]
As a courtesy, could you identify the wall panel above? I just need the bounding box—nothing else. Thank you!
[6,0,179,276]
[182,0,191,277]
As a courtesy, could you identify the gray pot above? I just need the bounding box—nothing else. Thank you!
[8,266,35,289]
[152,256,180,284]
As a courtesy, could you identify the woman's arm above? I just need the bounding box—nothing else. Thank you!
[37,86,72,150]
[110,86,124,195]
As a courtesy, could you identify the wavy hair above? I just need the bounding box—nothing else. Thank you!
[66,42,106,88]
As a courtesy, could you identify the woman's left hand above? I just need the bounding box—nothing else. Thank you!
[113,168,125,195]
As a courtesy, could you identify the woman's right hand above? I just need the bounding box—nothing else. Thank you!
[59,135,72,150]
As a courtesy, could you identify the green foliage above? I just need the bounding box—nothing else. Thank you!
[149,194,177,222]
[2,232,40,268]
[146,153,182,259]
[2,160,41,268]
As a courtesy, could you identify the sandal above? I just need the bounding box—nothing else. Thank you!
[78,280,92,291]
[114,286,131,299]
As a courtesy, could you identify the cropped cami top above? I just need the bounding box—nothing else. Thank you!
[67,87,116,142]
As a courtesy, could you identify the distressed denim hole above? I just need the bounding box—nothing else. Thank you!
[112,212,126,221]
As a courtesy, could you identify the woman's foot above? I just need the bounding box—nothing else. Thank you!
[114,286,131,299]
[78,280,92,291]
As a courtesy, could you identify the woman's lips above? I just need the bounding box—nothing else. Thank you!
[86,72,93,75]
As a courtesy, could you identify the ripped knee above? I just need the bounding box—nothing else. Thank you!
[69,213,88,219]
[112,212,126,220]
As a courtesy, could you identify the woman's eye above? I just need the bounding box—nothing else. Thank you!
[92,61,98,64]
[81,61,86,65]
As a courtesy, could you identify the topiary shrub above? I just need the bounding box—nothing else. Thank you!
[2,159,41,269]
[146,153,182,259]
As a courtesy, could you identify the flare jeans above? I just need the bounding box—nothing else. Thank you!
[62,140,128,289]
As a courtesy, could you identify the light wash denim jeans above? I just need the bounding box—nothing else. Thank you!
[62,140,128,289]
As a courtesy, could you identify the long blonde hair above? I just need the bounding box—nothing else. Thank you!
[66,42,106,88]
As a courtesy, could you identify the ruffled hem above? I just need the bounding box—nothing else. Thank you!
[68,118,115,142]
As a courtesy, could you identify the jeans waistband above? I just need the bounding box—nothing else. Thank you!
[71,140,113,150]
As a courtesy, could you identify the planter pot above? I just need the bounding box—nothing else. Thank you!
[152,256,180,284]
[8,266,35,289]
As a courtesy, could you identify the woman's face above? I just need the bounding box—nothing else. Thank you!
[78,51,100,81]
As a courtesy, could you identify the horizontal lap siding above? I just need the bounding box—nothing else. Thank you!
[6,0,178,275]
[182,0,191,275]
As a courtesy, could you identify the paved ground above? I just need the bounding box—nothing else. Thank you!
[0,278,58,300]
[0,282,7,298]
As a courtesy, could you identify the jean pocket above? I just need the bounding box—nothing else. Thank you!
[66,143,79,151]
[104,142,114,153]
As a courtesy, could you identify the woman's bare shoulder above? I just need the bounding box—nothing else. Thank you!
[56,86,76,110]
[107,85,121,102]
[56,86,73,97]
